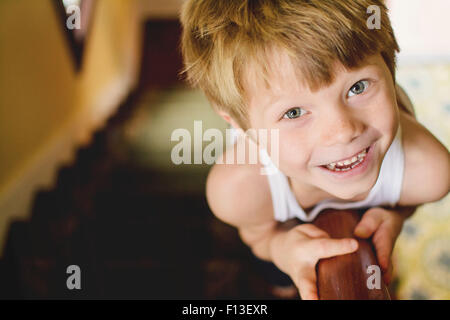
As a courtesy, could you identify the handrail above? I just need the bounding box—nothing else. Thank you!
[313,209,391,300]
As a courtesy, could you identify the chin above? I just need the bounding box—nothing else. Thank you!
[326,177,376,201]
[331,189,365,201]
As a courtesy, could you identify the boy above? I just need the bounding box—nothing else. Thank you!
[180,0,450,299]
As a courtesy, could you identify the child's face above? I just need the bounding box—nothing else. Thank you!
[245,52,399,200]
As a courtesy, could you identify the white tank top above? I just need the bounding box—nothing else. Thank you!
[228,126,405,222]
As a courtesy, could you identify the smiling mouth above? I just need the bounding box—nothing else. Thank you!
[320,147,370,172]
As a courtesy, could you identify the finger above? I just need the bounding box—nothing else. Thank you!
[383,263,393,285]
[295,224,330,239]
[372,228,394,271]
[310,238,359,262]
[295,275,319,300]
[354,208,386,239]
[372,220,401,271]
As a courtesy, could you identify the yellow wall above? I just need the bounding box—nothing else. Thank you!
[0,0,76,187]
[0,0,142,251]
[0,0,141,193]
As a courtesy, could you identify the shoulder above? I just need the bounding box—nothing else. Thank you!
[205,143,275,228]
[399,111,450,205]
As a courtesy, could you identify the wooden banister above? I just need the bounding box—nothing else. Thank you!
[313,209,391,300]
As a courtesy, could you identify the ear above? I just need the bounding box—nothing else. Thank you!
[217,110,242,130]
[217,110,260,146]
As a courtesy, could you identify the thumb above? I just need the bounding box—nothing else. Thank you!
[294,271,319,300]
[354,208,385,239]
[311,238,359,262]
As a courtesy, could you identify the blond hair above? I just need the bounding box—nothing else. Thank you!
[180,0,400,130]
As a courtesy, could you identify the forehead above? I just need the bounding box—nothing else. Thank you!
[243,48,384,109]
[243,48,304,100]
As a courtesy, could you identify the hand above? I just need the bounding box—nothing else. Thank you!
[353,207,407,284]
[270,223,359,300]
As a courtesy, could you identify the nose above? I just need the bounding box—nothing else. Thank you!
[320,104,365,146]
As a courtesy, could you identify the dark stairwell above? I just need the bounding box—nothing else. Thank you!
[0,20,280,299]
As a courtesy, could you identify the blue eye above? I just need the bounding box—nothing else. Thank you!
[283,107,307,119]
[348,80,369,97]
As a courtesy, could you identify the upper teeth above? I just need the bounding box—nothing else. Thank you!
[326,149,367,171]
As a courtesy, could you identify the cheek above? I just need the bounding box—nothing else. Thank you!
[277,134,311,171]
[377,85,400,132]
[380,103,398,136]
[367,96,398,137]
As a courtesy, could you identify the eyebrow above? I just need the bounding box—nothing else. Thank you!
[347,61,382,76]
[263,94,291,113]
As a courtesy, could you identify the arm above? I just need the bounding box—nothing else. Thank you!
[205,159,292,262]
[398,108,450,205]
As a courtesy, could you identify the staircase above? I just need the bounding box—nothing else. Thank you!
[0,20,283,299]
[0,89,278,299]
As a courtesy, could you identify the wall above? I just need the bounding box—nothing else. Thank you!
[138,0,183,19]
[0,0,142,255]
[387,0,450,64]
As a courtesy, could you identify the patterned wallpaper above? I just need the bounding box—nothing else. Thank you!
[394,63,450,299]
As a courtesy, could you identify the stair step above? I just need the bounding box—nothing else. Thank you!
[30,190,77,223]
[1,220,106,298]
[98,261,205,299]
